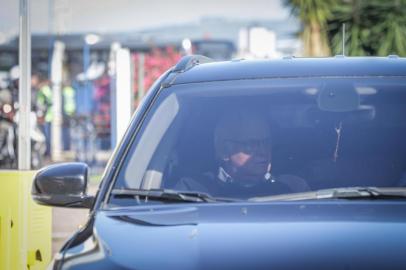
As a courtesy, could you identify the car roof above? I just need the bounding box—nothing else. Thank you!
[172,56,406,85]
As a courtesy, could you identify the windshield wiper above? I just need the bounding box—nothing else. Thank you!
[111,188,235,203]
[316,187,406,200]
[250,187,406,202]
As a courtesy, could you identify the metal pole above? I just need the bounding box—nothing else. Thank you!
[137,53,145,102]
[109,43,120,148]
[18,4,30,267]
[342,23,346,56]
[83,42,90,114]
[18,0,31,170]
[115,48,132,144]
[47,0,54,78]
[51,41,65,161]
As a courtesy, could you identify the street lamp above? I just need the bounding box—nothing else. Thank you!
[182,38,192,55]
[83,34,101,80]
[85,34,100,46]
[77,34,100,164]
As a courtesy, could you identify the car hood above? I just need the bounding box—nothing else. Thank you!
[61,201,406,270]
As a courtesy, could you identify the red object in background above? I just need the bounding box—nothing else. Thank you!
[132,46,182,107]
[93,75,111,136]
[91,46,181,135]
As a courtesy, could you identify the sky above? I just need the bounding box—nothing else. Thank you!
[0,0,291,42]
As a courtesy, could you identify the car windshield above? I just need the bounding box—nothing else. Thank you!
[111,77,406,203]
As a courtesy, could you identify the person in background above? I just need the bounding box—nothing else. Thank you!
[62,81,76,150]
[71,79,96,164]
[36,74,52,156]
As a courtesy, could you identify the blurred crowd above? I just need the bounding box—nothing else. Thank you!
[0,66,92,169]
[0,46,184,169]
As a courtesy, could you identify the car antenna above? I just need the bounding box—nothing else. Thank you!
[342,23,346,56]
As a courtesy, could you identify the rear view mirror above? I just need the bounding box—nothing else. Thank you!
[318,81,360,112]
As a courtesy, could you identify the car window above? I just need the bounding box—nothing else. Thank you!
[112,77,406,201]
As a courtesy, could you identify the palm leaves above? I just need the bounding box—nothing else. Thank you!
[288,0,406,56]
[373,0,406,56]
[328,0,375,56]
[328,0,406,56]
[286,0,338,56]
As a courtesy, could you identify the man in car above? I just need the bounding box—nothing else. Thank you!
[176,109,310,199]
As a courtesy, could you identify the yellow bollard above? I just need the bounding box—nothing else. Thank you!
[0,171,52,270]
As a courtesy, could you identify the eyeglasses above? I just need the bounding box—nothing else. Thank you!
[223,138,271,155]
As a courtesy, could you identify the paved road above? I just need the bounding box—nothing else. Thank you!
[52,182,99,255]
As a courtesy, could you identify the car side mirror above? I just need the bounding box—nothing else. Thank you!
[318,81,360,112]
[31,162,95,208]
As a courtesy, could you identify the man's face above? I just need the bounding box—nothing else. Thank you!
[224,138,271,182]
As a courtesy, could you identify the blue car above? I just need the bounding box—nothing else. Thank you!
[33,55,406,269]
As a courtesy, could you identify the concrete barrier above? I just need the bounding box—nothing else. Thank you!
[0,171,51,270]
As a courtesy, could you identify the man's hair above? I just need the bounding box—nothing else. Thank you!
[214,108,271,159]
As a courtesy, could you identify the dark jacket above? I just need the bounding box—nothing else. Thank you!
[176,167,310,199]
